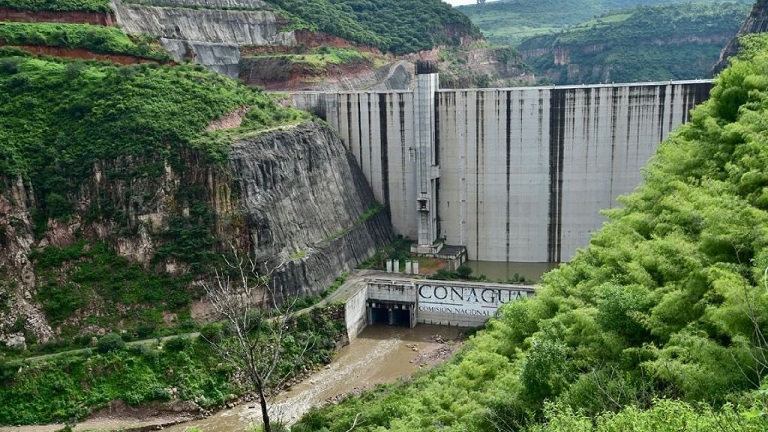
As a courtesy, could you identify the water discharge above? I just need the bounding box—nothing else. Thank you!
[164,324,464,432]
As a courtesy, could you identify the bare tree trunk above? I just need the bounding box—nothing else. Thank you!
[202,244,305,431]
[259,385,272,432]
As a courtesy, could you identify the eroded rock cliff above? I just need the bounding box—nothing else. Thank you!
[228,122,392,296]
[110,0,294,78]
[714,0,768,75]
[0,121,392,346]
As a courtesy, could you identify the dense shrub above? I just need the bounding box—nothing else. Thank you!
[0,304,344,425]
[265,0,480,55]
[96,332,124,353]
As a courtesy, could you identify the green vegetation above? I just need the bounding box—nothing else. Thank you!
[0,0,110,13]
[29,242,193,344]
[357,235,412,270]
[519,2,749,84]
[0,54,305,217]
[458,0,749,47]
[0,53,308,351]
[0,22,172,61]
[292,34,768,430]
[289,274,348,319]
[245,46,371,75]
[263,0,480,55]
[322,201,383,242]
[0,305,345,424]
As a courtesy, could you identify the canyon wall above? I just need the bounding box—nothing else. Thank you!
[0,121,392,343]
[228,122,393,296]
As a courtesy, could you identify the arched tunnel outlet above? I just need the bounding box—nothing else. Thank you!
[367,300,415,327]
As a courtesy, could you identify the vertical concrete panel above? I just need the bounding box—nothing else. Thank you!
[509,88,551,262]
[337,93,353,153]
[465,90,480,259]
[402,92,419,240]
[348,94,363,167]
[358,93,372,192]
[477,90,506,260]
[438,90,471,251]
[365,93,385,206]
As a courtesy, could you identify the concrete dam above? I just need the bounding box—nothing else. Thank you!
[289,72,712,263]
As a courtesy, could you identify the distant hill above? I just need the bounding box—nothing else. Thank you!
[518,2,749,84]
[458,0,751,47]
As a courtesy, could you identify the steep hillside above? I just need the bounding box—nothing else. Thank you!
[0,53,392,353]
[459,0,748,46]
[0,0,494,89]
[714,0,768,74]
[292,33,768,431]
[519,2,748,84]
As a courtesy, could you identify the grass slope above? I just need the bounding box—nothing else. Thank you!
[0,0,110,13]
[0,307,345,425]
[0,22,171,61]
[292,33,768,431]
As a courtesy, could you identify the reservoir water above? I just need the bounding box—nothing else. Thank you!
[463,261,558,283]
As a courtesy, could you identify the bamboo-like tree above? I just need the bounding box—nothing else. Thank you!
[202,248,304,432]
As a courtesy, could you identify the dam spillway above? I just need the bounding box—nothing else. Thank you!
[288,77,712,263]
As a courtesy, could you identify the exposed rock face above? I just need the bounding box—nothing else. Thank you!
[111,0,292,45]
[128,0,271,8]
[229,122,392,295]
[0,121,393,344]
[0,177,54,344]
[110,0,294,77]
[714,0,768,75]
[109,0,413,89]
[239,58,412,91]
[161,39,241,78]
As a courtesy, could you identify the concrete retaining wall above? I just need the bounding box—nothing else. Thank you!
[343,284,368,342]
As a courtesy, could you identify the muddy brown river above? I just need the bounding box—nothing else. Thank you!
[164,324,462,432]
[2,324,463,432]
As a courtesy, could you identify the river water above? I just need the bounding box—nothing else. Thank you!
[163,324,463,432]
[463,261,558,283]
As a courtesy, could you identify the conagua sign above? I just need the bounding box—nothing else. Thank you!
[416,283,534,317]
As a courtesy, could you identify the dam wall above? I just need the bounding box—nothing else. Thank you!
[289,80,713,262]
